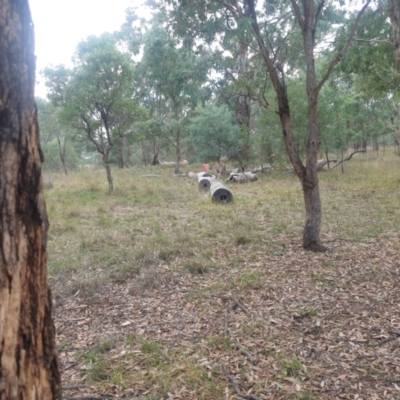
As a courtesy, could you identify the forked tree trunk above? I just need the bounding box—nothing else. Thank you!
[0,1,62,398]
[246,0,369,251]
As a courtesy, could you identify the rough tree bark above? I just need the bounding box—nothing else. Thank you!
[0,1,62,398]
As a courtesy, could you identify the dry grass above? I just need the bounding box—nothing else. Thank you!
[48,152,400,399]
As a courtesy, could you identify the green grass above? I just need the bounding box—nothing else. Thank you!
[46,153,400,399]
[45,155,400,294]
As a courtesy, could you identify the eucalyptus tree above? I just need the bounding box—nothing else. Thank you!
[163,0,371,251]
[37,98,77,175]
[188,104,244,162]
[45,34,142,193]
[138,19,212,173]
[338,3,400,154]
[0,0,61,397]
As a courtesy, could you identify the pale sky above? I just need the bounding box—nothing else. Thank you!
[29,0,146,96]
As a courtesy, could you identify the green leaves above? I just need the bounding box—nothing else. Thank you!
[188,104,242,162]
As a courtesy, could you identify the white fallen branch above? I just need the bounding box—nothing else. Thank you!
[227,171,258,183]
[251,164,274,173]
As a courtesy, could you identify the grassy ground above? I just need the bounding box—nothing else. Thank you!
[47,152,400,399]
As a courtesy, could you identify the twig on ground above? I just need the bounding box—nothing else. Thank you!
[232,339,256,362]
[372,336,397,347]
[63,362,78,371]
[62,385,86,390]
[233,298,250,314]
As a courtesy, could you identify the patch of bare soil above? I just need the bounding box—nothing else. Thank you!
[54,231,400,399]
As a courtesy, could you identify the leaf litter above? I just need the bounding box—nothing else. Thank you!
[54,230,400,399]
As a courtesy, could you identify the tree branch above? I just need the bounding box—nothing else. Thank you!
[331,149,366,169]
[290,0,305,32]
[316,0,372,94]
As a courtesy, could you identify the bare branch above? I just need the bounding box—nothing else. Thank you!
[290,0,305,32]
[355,38,392,46]
[314,0,326,30]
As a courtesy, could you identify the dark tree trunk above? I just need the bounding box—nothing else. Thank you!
[57,136,68,175]
[396,102,400,156]
[301,0,326,251]
[390,0,400,71]
[103,154,114,194]
[117,139,124,169]
[235,39,252,168]
[151,137,160,165]
[174,126,181,174]
[0,1,62,398]
[141,141,149,166]
[125,143,131,167]
[234,2,252,169]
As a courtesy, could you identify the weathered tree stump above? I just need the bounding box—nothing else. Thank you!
[211,181,233,203]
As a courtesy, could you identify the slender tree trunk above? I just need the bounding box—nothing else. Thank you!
[234,1,252,168]
[117,139,124,169]
[174,128,181,174]
[141,141,148,165]
[125,143,131,167]
[151,137,160,165]
[325,150,331,169]
[396,102,400,156]
[390,0,400,71]
[103,154,114,194]
[341,150,344,173]
[235,38,252,169]
[0,1,62,398]
[300,1,327,251]
[57,136,68,175]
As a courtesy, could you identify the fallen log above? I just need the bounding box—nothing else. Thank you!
[227,171,258,183]
[211,181,233,203]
